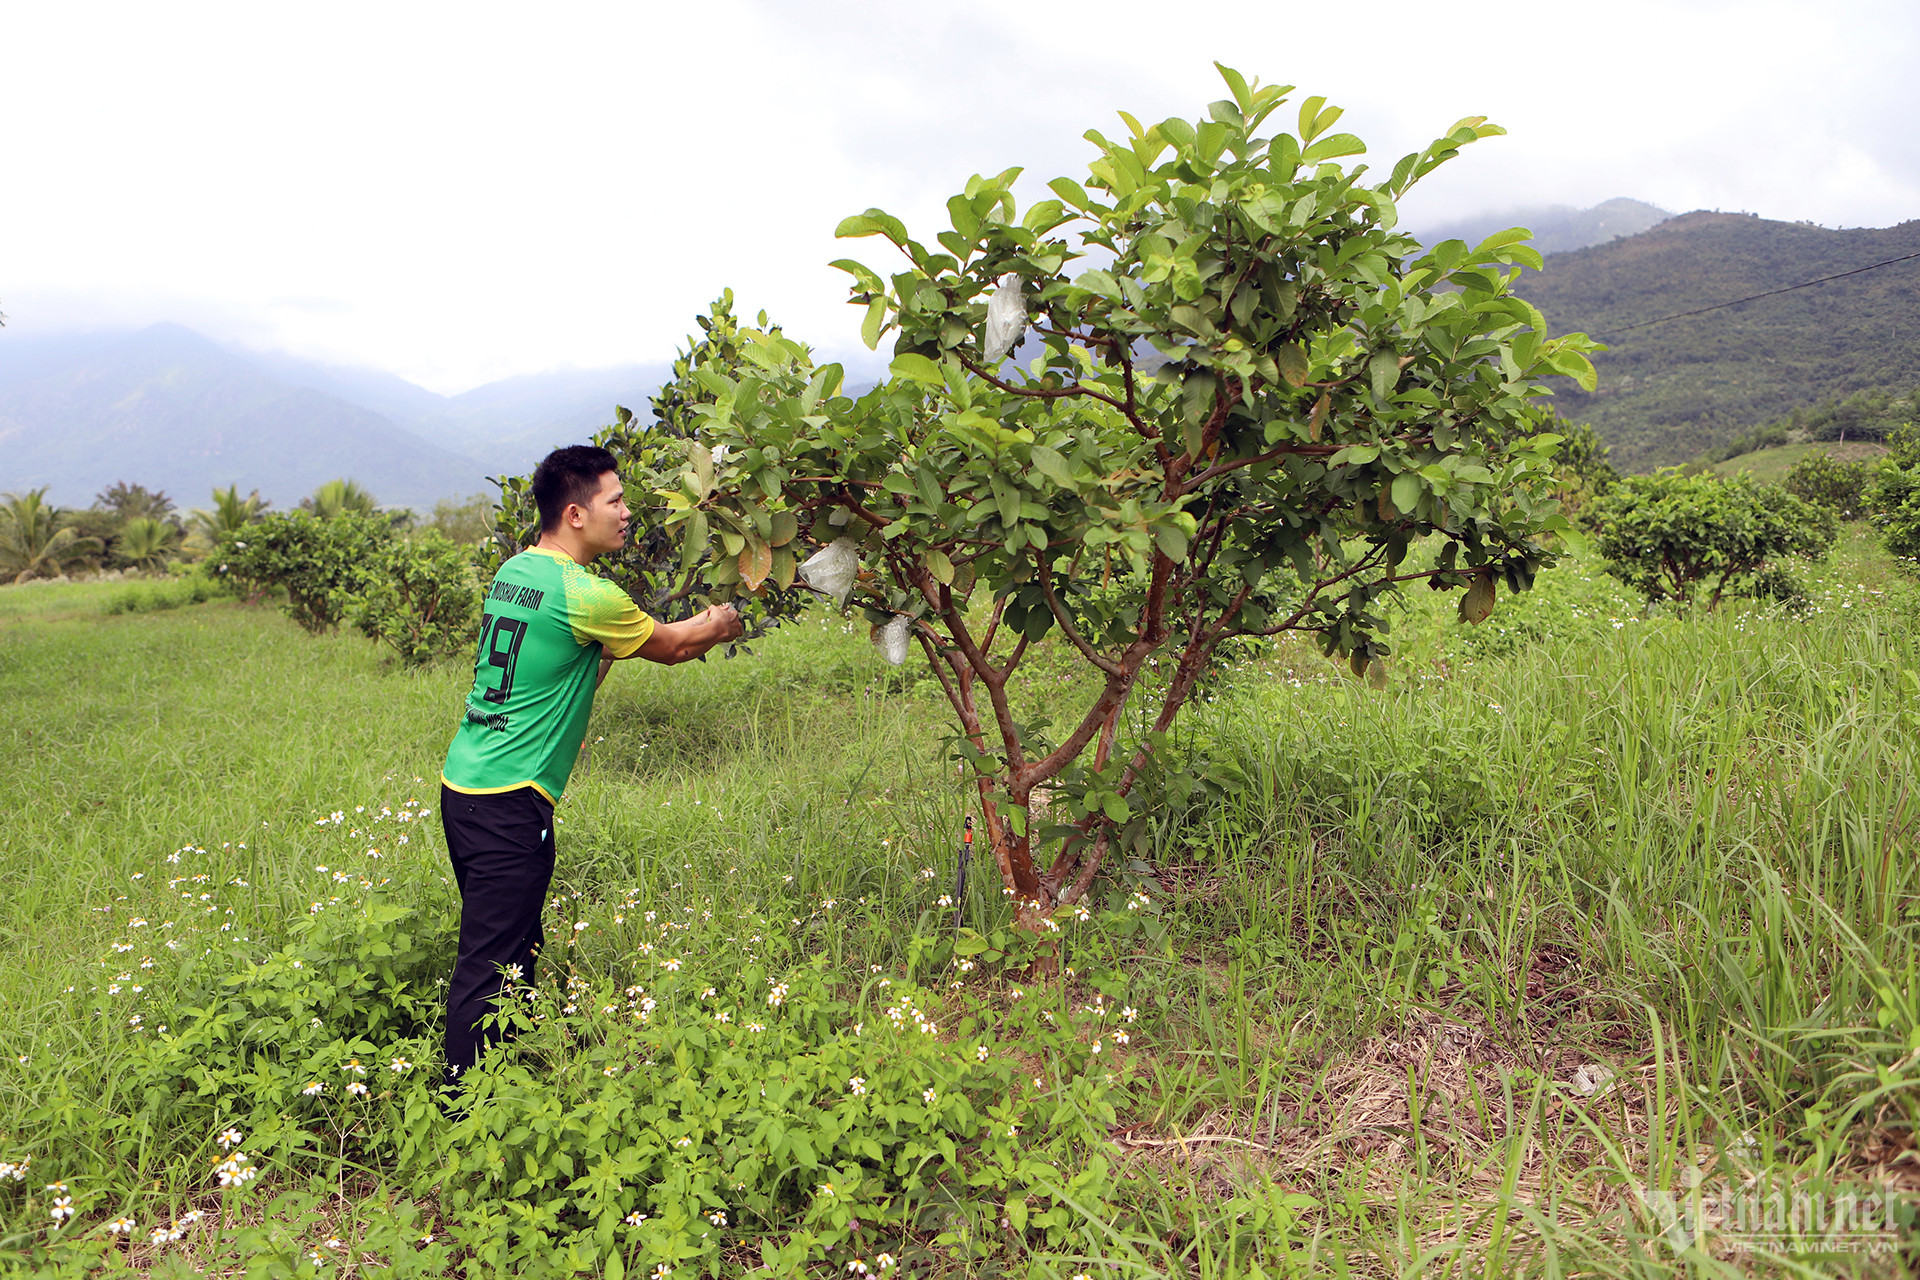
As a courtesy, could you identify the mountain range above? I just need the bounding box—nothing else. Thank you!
[1511,211,1920,471]
[6,199,1917,504]
[1412,197,1671,257]
[0,324,672,510]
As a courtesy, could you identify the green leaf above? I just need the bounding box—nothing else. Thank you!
[1390,471,1423,519]
[860,298,886,351]
[926,549,954,585]
[1152,521,1190,562]
[1020,198,1066,232]
[829,258,884,293]
[1473,226,1534,254]
[835,209,908,242]
[1181,370,1217,425]
[1215,63,1251,114]
[891,353,945,386]
[1073,268,1121,299]
[1297,95,1328,142]
[1048,176,1092,210]
[1301,132,1366,164]
[1029,446,1073,488]
[1545,347,1599,392]
[1369,351,1399,401]
[1007,1197,1028,1232]
[680,512,708,572]
[946,194,981,241]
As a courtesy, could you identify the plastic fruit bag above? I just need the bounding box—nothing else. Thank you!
[877,612,913,665]
[982,272,1025,363]
[798,536,861,606]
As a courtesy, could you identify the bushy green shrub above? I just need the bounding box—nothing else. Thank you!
[96,873,1148,1278]
[1591,470,1836,610]
[347,531,483,667]
[217,512,395,632]
[1782,449,1873,518]
[1863,422,1920,561]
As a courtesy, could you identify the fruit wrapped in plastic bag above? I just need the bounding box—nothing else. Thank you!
[982,272,1025,363]
[876,613,914,666]
[798,536,861,607]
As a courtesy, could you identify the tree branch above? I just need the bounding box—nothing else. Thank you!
[1037,562,1122,676]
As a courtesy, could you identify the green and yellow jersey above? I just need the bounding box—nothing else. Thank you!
[442,546,655,805]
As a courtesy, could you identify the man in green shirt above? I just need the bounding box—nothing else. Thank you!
[439,445,741,1087]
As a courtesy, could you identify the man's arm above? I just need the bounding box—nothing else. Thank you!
[623,603,744,667]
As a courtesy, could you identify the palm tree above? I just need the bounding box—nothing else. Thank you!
[187,485,270,550]
[0,489,104,583]
[306,478,379,518]
[115,517,181,572]
[94,481,176,524]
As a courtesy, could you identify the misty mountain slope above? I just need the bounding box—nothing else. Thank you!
[0,325,491,509]
[1513,212,1920,471]
[1413,197,1671,256]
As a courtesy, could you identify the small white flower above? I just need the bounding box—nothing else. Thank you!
[346,1081,369,1096]
[390,1057,412,1074]
[848,1076,867,1095]
[217,1128,244,1151]
[107,1216,134,1235]
[922,1087,938,1104]
[707,1210,726,1226]
[302,1081,324,1096]
[975,1045,989,1061]
[624,1211,646,1226]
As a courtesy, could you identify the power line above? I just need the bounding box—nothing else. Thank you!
[1597,247,1920,336]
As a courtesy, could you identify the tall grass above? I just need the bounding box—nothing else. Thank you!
[0,549,1914,1274]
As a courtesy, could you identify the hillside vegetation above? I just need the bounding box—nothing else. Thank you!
[1706,440,1888,485]
[1512,212,1920,471]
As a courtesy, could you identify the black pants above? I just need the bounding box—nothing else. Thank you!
[439,783,555,1088]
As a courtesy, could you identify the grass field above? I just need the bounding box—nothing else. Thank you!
[1,542,1916,1276]
[1705,442,1888,486]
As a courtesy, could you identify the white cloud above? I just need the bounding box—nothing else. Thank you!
[0,0,1912,390]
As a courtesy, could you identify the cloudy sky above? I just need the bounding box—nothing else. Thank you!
[3,0,1915,392]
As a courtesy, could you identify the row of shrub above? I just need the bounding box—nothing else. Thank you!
[217,514,482,666]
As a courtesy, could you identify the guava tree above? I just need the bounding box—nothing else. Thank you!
[484,291,813,646]
[648,67,1596,931]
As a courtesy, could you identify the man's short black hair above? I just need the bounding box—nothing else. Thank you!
[531,446,620,533]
